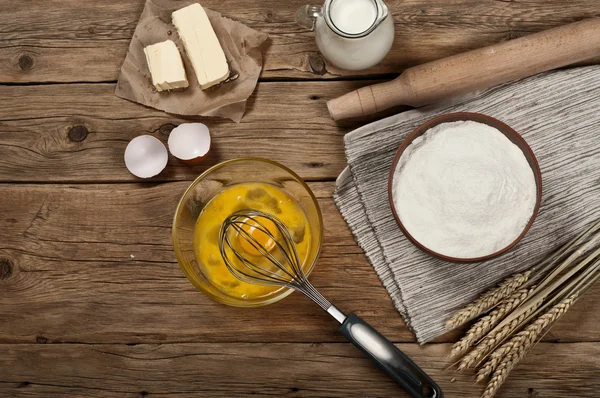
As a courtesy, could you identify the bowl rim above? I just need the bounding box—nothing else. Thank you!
[387,112,543,263]
[172,157,324,307]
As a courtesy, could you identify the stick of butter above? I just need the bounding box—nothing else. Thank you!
[143,40,189,92]
[172,3,229,90]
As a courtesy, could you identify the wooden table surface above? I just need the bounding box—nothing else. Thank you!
[2,1,600,397]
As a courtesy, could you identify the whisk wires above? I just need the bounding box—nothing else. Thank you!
[219,209,331,311]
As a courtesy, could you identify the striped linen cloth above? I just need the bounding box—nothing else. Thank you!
[334,66,600,343]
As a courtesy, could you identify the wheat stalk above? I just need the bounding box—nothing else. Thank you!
[500,245,600,333]
[480,294,578,398]
[446,271,531,331]
[475,339,518,382]
[457,300,539,371]
[480,348,520,398]
[478,261,600,384]
[449,287,533,359]
[445,220,600,396]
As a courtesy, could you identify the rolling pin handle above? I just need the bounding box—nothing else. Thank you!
[327,90,366,120]
[327,78,411,120]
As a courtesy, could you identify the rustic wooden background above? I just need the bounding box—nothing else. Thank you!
[1,1,600,397]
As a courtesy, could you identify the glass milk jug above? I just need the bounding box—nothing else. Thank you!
[296,0,394,71]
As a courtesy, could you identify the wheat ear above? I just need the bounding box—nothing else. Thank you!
[480,294,578,398]
[449,287,533,359]
[446,271,531,330]
[457,300,539,371]
[476,337,521,382]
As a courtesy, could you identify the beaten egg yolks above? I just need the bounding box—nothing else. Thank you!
[193,183,312,300]
[237,217,278,256]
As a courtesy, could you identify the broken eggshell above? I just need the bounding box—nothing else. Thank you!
[124,135,168,178]
[168,123,211,165]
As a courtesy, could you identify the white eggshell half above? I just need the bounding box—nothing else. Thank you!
[168,123,211,161]
[124,135,168,178]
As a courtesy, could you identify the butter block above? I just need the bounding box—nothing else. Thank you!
[143,40,189,92]
[172,3,229,90]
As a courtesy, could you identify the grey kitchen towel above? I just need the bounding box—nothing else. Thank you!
[334,66,600,343]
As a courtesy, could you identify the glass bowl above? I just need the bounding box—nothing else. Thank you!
[172,158,323,307]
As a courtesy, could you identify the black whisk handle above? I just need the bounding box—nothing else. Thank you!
[338,313,442,398]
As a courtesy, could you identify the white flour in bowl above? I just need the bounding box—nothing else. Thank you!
[391,120,537,259]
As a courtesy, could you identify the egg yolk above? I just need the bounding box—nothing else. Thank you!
[193,182,312,300]
[238,217,278,255]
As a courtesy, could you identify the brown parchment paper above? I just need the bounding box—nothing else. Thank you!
[115,0,268,122]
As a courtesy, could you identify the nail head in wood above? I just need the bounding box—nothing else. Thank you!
[68,125,89,142]
[18,55,34,71]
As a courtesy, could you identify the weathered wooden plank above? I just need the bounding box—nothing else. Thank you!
[1,182,599,344]
[0,81,365,182]
[1,0,600,82]
[1,342,599,397]
[0,181,410,344]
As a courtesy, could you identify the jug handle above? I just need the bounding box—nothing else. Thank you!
[295,5,323,31]
[374,0,390,26]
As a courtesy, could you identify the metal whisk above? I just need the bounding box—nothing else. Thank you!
[219,209,345,322]
[219,210,441,398]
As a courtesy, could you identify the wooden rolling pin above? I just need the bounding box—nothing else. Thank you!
[327,18,600,120]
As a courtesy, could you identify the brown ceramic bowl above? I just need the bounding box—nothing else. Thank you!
[388,112,542,263]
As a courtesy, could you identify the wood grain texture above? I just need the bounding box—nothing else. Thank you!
[1,0,600,82]
[0,182,415,344]
[3,1,600,396]
[1,342,599,397]
[1,182,599,345]
[0,81,366,182]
